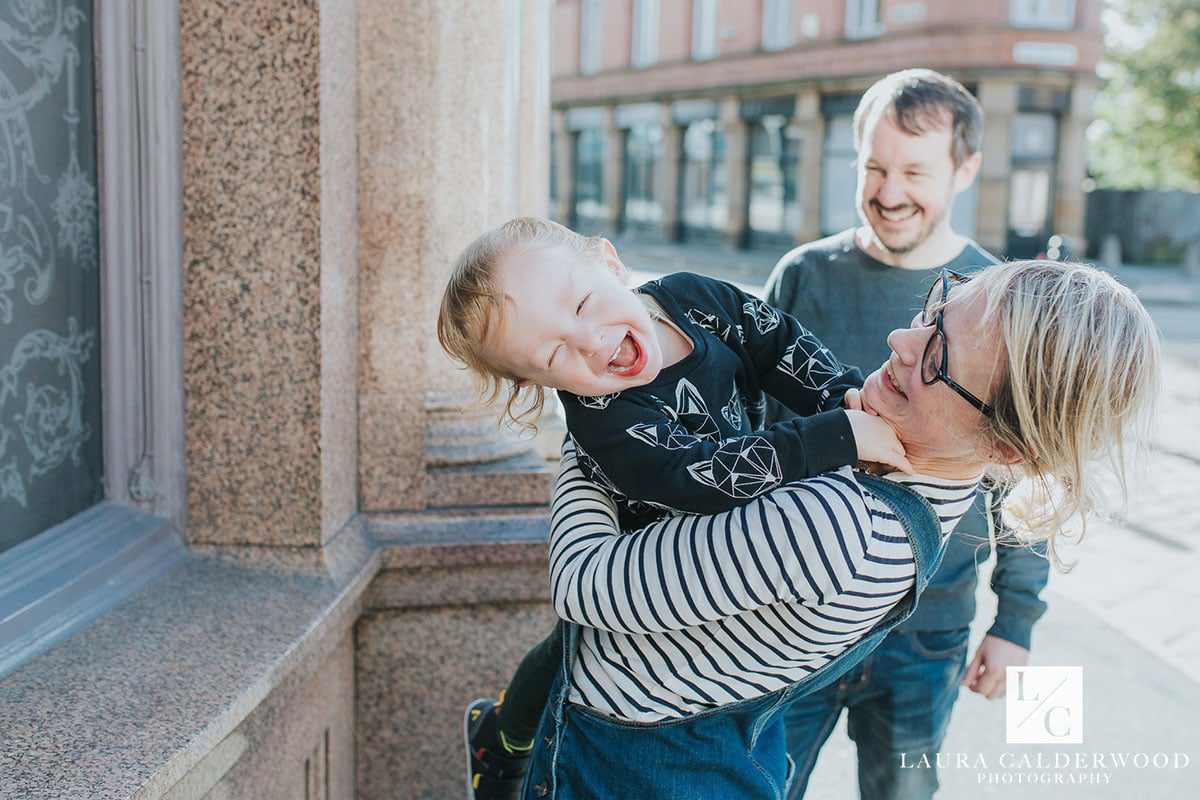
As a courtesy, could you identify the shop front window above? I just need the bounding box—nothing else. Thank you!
[681,119,726,235]
[820,113,858,235]
[1007,111,1058,257]
[623,124,663,229]
[749,115,801,240]
[574,128,607,223]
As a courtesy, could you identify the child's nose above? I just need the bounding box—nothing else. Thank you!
[574,326,604,358]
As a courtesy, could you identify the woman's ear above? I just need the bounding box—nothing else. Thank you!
[991,439,1026,466]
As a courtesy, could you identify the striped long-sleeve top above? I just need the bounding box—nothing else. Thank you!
[550,442,980,722]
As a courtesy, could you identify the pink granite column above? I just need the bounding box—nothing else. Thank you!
[552,110,575,224]
[656,103,683,243]
[976,79,1017,257]
[357,0,552,512]
[720,95,750,249]
[180,0,359,546]
[601,106,626,236]
[794,89,824,244]
[1054,81,1097,254]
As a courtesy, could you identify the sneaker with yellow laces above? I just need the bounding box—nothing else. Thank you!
[463,697,531,800]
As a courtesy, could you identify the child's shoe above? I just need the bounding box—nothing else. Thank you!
[463,697,531,800]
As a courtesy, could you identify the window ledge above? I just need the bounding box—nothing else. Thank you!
[0,502,186,677]
[0,518,379,799]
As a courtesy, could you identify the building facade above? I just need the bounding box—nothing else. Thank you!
[551,0,1103,258]
[0,1,556,798]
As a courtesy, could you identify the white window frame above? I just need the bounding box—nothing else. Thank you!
[845,0,884,40]
[762,0,794,51]
[0,0,186,678]
[632,0,660,68]
[1010,0,1076,30]
[580,0,603,75]
[692,0,717,60]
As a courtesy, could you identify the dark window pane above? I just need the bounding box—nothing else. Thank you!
[574,128,606,222]
[0,1,103,552]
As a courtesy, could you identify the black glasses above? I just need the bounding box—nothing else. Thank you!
[919,269,995,418]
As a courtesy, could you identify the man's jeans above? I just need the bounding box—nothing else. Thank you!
[783,626,971,800]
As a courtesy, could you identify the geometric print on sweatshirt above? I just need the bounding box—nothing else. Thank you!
[684,308,743,345]
[685,434,782,499]
[576,391,621,410]
[742,298,782,334]
[661,378,721,441]
[720,385,744,429]
[777,333,847,390]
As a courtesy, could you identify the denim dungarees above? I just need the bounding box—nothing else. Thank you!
[522,474,950,800]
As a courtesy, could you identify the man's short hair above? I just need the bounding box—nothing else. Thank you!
[853,69,984,168]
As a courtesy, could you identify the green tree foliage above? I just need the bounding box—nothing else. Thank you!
[1089,0,1200,190]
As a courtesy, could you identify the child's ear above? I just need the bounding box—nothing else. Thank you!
[600,238,631,283]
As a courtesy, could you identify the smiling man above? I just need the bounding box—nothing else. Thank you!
[764,70,1051,799]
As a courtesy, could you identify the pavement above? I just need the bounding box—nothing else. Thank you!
[616,238,1200,798]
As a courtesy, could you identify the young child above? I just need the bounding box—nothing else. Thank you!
[437,217,911,800]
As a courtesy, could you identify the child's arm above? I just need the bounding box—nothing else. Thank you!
[564,391,860,516]
[684,276,911,473]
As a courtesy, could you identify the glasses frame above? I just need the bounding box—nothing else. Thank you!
[920,269,996,419]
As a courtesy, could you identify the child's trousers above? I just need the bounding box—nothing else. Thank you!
[499,621,564,747]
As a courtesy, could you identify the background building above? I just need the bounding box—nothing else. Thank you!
[550,0,1103,258]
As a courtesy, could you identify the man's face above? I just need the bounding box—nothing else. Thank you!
[855,112,974,256]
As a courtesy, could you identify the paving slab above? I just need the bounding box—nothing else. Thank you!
[802,592,1200,799]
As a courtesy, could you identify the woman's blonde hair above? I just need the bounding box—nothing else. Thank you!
[436,217,608,430]
[967,260,1161,568]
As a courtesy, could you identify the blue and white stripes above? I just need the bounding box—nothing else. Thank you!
[549,443,979,722]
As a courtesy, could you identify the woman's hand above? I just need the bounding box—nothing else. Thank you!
[846,408,913,475]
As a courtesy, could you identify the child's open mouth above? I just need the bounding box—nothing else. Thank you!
[606,332,647,378]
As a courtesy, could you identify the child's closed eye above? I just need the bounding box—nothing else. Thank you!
[577,293,591,315]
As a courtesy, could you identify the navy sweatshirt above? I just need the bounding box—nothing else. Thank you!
[558,272,862,532]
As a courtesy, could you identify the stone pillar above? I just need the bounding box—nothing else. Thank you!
[656,103,683,242]
[794,89,824,243]
[1054,82,1097,255]
[552,110,574,224]
[976,79,1018,257]
[601,106,626,235]
[358,0,552,512]
[720,95,750,249]
[180,0,358,547]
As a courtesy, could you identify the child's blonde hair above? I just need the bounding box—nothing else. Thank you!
[437,217,608,430]
[968,260,1161,569]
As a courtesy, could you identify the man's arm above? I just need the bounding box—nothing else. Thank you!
[549,441,873,634]
[961,490,1051,698]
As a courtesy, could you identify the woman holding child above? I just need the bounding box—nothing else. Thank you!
[440,219,1160,799]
